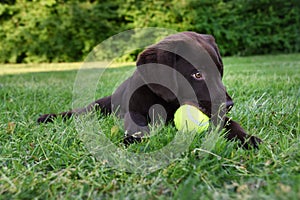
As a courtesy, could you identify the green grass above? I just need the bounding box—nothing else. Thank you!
[0,54,299,199]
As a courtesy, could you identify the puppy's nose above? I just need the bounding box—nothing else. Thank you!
[226,100,234,110]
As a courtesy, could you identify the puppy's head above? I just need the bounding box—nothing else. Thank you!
[136,32,233,117]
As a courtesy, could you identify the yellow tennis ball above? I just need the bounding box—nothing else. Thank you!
[174,104,209,133]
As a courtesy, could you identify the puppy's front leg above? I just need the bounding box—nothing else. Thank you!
[224,117,262,149]
[123,112,150,145]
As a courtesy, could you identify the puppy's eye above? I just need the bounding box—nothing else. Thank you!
[192,72,203,80]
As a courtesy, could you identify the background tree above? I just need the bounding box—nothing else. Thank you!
[0,0,299,63]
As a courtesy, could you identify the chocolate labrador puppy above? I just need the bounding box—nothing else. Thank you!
[38,32,261,148]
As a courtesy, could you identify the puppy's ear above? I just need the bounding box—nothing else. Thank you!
[181,32,224,78]
[200,34,224,78]
[136,48,157,66]
[136,48,178,102]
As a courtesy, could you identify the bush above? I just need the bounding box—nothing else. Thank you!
[0,0,122,63]
[0,0,299,63]
[120,0,300,56]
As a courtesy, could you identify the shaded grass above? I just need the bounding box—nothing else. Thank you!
[0,54,299,199]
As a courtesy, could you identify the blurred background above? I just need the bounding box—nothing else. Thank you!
[0,0,299,63]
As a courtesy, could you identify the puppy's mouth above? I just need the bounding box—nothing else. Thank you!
[181,101,211,117]
[181,99,233,119]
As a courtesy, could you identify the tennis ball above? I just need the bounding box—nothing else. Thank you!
[174,104,209,133]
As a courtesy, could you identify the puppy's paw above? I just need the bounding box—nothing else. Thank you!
[123,131,143,146]
[243,135,263,149]
[37,114,57,123]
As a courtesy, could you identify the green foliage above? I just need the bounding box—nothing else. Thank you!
[120,0,300,56]
[0,0,299,63]
[0,0,123,63]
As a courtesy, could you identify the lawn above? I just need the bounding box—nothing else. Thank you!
[0,54,299,199]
